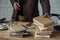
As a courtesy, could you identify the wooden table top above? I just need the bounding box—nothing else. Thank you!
[0,22,60,40]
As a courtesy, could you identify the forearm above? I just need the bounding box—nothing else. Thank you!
[40,0,50,15]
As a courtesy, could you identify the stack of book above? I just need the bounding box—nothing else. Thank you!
[8,24,30,38]
[10,29,29,37]
[33,16,54,38]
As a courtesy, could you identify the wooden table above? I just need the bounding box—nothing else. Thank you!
[0,22,60,40]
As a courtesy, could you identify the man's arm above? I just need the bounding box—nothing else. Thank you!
[40,0,50,18]
[10,0,20,21]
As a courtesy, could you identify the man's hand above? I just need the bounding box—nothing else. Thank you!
[43,12,51,19]
[13,2,20,10]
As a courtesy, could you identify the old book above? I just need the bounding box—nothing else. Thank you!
[9,28,30,37]
[34,30,51,38]
[33,16,54,27]
[35,34,50,38]
[35,28,53,35]
[35,22,54,31]
[10,32,29,37]
[37,30,53,35]
[35,24,54,35]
